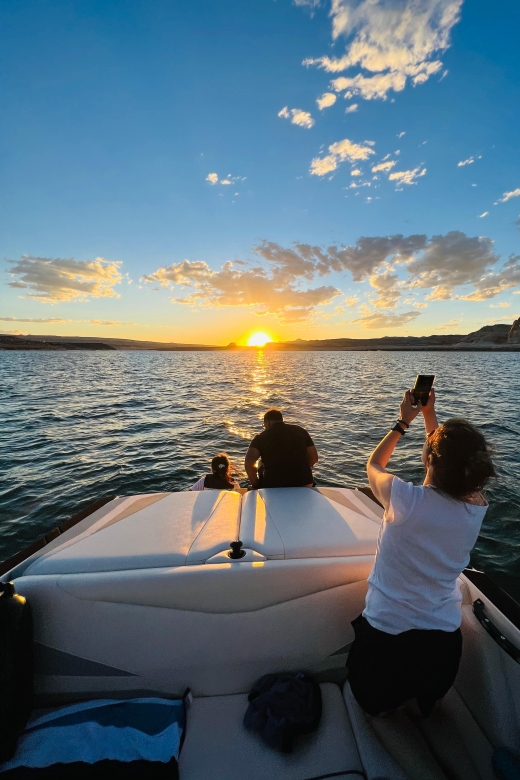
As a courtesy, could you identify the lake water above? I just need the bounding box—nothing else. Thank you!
[1,350,519,599]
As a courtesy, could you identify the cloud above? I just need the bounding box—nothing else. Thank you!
[372,160,396,173]
[345,296,359,306]
[144,231,520,322]
[458,157,474,167]
[143,247,342,323]
[6,255,123,303]
[489,302,511,308]
[0,317,72,324]
[368,270,401,308]
[389,166,427,186]
[352,309,421,329]
[310,155,339,175]
[317,92,337,110]
[310,137,375,176]
[397,131,406,138]
[351,168,362,176]
[345,103,358,113]
[0,316,135,325]
[278,106,315,128]
[406,232,499,300]
[498,188,520,203]
[86,320,136,326]
[293,0,321,6]
[437,318,463,330]
[304,0,462,101]
[206,173,244,186]
[456,254,520,301]
[478,212,489,218]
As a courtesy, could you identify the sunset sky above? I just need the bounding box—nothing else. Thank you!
[1,0,519,344]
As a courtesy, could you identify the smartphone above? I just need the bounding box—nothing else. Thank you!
[412,374,435,406]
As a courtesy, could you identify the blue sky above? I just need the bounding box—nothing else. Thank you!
[1,0,519,344]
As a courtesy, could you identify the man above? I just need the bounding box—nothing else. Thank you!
[244,408,318,489]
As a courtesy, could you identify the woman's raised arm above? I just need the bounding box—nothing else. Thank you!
[366,390,421,510]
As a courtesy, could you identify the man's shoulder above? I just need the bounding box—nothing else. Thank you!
[285,423,311,437]
[249,429,267,448]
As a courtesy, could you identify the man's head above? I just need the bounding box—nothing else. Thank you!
[264,408,283,429]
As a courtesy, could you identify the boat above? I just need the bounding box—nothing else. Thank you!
[1,486,520,779]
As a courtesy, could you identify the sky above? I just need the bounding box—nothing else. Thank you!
[1,0,519,345]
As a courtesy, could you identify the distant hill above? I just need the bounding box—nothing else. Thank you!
[2,321,519,351]
[0,334,115,351]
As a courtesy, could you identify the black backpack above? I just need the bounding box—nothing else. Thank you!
[0,582,34,762]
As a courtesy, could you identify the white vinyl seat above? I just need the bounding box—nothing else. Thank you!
[179,682,364,780]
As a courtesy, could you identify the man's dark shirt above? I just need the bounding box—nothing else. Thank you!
[250,422,314,488]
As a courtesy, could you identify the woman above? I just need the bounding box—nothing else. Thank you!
[347,388,496,718]
[189,452,241,492]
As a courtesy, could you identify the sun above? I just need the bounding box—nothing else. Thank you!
[247,331,272,347]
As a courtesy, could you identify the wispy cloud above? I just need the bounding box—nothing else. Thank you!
[6,255,122,303]
[0,316,135,325]
[490,302,511,308]
[478,212,488,218]
[352,309,421,329]
[458,157,474,167]
[389,166,427,186]
[397,131,406,138]
[0,317,72,324]
[316,92,337,110]
[206,172,244,186]
[278,106,315,128]
[304,0,462,101]
[498,188,520,203]
[372,160,396,173]
[310,137,375,176]
[345,103,358,113]
[351,168,362,176]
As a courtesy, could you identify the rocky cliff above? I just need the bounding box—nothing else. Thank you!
[508,318,520,344]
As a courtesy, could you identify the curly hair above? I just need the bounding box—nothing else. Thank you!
[427,418,496,500]
[211,452,233,482]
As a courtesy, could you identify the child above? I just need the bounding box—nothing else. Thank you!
[189,452,241,492]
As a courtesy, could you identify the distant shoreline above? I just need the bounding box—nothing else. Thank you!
[1,322,519,352]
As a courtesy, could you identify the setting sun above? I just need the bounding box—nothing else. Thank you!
[247,331,272,347]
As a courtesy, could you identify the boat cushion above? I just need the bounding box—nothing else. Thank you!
[178,683,363,780]
[240,488,379,559]
[24,492,241,575]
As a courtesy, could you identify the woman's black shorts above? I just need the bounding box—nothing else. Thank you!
[346,614,462,717]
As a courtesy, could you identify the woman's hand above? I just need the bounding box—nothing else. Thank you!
[420,387,438,433]
[421,387,436,413]
[399,390,422,426]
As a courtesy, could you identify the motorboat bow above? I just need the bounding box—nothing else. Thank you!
[1,486,519,779]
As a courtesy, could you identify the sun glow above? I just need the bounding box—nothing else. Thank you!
[247,331,273,347]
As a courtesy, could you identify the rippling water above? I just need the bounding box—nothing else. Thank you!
[1,350,519,599]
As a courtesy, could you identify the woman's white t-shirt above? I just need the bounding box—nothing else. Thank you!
[363,476,488,635]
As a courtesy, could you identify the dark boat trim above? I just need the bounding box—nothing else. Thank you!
[0,496,114,577]
[463,568,520,631]
[472,598,520,664]
[356,486,383,508]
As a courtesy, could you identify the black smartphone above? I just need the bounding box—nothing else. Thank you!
[411,374,435,406]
